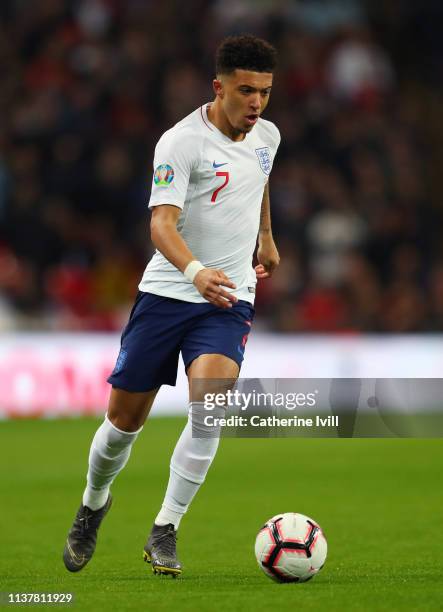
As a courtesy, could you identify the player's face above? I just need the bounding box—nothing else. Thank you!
[216,69,273,134]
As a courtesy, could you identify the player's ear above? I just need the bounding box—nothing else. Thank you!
[213,78,224,98]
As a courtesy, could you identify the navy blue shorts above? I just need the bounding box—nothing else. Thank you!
[107,292,255,392]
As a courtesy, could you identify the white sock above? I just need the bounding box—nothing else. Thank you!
[155,402,223,529]
[83,415,142,510]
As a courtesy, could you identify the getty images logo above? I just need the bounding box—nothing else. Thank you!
[203,389,319,410]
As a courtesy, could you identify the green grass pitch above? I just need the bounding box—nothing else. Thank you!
[1,418,442,611]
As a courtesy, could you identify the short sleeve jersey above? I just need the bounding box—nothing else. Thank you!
[139,103,280,304]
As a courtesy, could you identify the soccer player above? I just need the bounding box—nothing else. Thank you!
[63,34,280,577]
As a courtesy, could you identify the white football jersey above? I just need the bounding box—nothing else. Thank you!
[139,103,280,304]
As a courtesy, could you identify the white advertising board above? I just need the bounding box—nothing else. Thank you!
[0,333,442,417]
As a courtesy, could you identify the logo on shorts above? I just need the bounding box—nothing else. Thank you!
[112,348,128,375]
[255,147,272,175]
[154,164,174,186]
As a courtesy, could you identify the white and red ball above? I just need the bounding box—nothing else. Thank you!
[255,512,327,583]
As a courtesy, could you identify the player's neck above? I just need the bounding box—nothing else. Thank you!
[207,101,246,142]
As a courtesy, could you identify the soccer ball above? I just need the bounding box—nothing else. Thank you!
[255,512,327,583]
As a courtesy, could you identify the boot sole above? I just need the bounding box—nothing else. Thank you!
[143,551,182,578]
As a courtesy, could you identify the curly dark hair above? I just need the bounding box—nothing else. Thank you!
[215,34,277,75]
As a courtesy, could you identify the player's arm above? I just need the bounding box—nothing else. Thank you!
[150,205,237,309]
[255,181,280,279]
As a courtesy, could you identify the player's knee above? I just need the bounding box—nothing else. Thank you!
[107,387,157,432]
[107,412,143,433]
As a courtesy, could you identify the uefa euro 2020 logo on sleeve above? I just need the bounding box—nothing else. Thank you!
[154,164,174,186]
[255,147,272,175]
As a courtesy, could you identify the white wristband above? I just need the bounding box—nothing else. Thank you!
[184,260,205,283]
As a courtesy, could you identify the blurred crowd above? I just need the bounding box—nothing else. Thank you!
[1,0,443,333]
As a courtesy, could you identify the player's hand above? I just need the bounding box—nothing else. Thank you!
[256,237,280,279]
[193,268,238,309]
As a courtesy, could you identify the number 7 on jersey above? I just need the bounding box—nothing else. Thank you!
[211,171,229,203]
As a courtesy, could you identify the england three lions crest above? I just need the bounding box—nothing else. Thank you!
[255,147,272,175]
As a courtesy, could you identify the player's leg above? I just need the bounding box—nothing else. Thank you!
[156,354,238,525]
[164,300,253,532]
[63,292,184,573]
[144,354,238,577]
[63,387,158,572]
[83,387,158,510]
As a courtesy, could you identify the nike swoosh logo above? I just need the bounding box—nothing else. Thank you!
[66,540,86,565]
[213,161,228,168]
